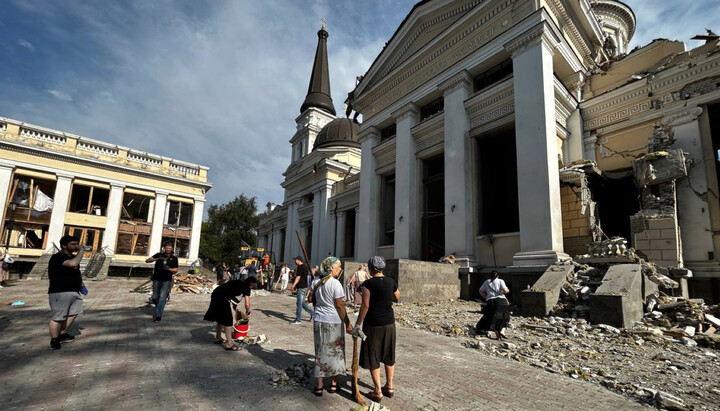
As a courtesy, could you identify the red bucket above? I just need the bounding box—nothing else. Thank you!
[233,323,249,340]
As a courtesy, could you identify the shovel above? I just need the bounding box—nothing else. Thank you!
[352,335,365,406]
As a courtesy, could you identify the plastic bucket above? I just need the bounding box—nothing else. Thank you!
[233,323,249,340]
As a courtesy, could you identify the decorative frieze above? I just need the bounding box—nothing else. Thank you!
[465,79,514,130]
[77,140,119,157]
[20,127,66,145]
[412,114,444,155]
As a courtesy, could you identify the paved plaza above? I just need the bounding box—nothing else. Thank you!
[0,279,647,410]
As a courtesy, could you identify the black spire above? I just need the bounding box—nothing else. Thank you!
[300,25,336,116]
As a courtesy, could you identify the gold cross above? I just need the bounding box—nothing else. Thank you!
[321,17,327,30]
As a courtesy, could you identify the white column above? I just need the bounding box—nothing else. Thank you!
[284,201,299,263]
[149,192,168,255]
[188,199,205,261]
[505,23,568,266]
[357,127,380,261]
[46,174,73,250]
[334,211,344,257]
[393,103,420,259]
[0,165,14,222]
[439,71,475,267]
[102,183,125,252]
[664,108,711,263]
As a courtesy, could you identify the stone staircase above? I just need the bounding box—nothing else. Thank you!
[28,244,59,280]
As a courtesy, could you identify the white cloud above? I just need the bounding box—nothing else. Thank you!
[46,89,73,102]
[17,38,35,52]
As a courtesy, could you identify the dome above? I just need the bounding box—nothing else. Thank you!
[591,0,636,56]
[313,118,361,150]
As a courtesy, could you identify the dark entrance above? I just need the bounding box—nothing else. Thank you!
[304,223,313,262]
[589,174,640,245]
[422,156,445,261]
[709,103,720,214]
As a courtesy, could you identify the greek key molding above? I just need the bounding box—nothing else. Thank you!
[466,80,514,129]
[583,94,673,129]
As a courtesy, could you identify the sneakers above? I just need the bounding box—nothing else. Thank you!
[290,320,301,325]
[49,338,61,350]
[58,333,75,343]
[153,316,162,322]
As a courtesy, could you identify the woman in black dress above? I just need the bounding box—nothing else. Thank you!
[203,276,257,351]
[353,256,400,403]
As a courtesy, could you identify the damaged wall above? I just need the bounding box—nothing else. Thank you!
[561,183,592,257]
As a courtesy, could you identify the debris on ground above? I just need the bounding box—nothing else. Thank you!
[268,362,314,387]
[395,299,720,410]
[131,274,215,294]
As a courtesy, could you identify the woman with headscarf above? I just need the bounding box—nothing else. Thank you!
[353,256,400,403]
[475,270,510,340]
[310,256,352,396]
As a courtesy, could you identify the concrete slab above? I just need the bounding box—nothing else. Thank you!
[521,264,574,317]
[590,264,643,328]
[384,259,459,302]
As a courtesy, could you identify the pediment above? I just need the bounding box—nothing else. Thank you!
[361,0,481,91]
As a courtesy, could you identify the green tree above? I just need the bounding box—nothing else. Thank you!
[199,194,259,264]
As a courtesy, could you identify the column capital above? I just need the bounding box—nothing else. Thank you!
[438,70,473,96]
[55,173,74,181]
[392,102,420,123]
[193,198,206,205]
[358,126,380,144]
[154,191,169,198]
[504,21,559,58]
[110,182,126,189]
[661,107,703,126]
[0,163,14,173]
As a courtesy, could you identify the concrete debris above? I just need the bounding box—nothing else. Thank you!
[268,362,314,387]
[395,299,720,410]
[655,390,689,411]
[131,274,215,294]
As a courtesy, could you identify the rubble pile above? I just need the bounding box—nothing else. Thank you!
[130,274,215,294]
[395,299,720,410]
[268,362,314,387]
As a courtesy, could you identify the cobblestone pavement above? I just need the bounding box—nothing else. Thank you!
[0,279,649,410]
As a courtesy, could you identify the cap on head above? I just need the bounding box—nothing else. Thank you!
[60,235,80,247]
[367,256,386,273]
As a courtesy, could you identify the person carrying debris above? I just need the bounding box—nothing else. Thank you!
[203,276,257,351]
[145,243,179,322]
[353,256,400,403]
[475,270,510,340]
[309,256,353,396]
[47,235,87,350]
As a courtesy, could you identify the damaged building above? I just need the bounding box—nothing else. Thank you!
[257,0,720,305]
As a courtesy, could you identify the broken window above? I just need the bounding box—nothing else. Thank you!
[116,192,153,255]
[64,226,104,254]
[343,209,356,258]
[68,184,109,215]
[165,201,193,227]
[420,97,443,121]
[162,200,193,258]
[476,128,519,235]
[380,173,395,246]
[161,236,189,258]
[473,59,513,93]
[2,174,56,249]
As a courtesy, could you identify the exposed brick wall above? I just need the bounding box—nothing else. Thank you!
[563,235,592,258]
[631,217,681,267]
[561,184,590,238]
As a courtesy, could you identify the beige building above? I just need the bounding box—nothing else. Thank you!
[0,116,211,275]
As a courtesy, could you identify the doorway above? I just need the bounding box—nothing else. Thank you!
[589,174,640,245]
[422,156,445,261]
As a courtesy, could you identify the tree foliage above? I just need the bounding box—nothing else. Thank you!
[199,194,259,264]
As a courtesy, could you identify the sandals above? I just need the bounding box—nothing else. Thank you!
[313,387,323,397]
[381,386,395,398]
[224,345,241,351]
[328,382,337,393]
[365,391,383,402]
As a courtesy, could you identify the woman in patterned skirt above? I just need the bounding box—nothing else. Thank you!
[310,256,352,396]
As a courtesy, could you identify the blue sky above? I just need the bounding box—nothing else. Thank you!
[0,0,717,214]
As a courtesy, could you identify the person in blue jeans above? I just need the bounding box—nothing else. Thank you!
[289,256,313,324]
[146,243,179,322]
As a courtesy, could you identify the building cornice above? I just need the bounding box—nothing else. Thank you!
[504,20,559,57]
[438,70,473,95]
[392,102,420,122]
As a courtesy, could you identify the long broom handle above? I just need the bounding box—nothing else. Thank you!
[295,230,311,268]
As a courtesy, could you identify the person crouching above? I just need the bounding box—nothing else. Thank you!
[203,276,257,351]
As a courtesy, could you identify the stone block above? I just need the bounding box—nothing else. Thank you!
[561,202,570,212]
[634,239,650,250]
[633,149,688,186]
[590,264,643,328]
[662,249,679,260]
[646,230,662,240]
[646,250,663,260]
[521,264,574,317]
[647,219,676,230]
[564,227,580,237]
[660,229,676,240]
[650,239,676,250]
[384,259,459,302]
[634,231,648,240]
[570,218,585,228]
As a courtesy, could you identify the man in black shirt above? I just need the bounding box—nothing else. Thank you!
[289,256,314,324]
[145,243,179,322]
[47,235,86,350]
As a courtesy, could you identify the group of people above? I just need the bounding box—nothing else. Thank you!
[43,234,509,404]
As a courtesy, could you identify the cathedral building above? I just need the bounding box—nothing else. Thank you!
[259,0,720,301]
